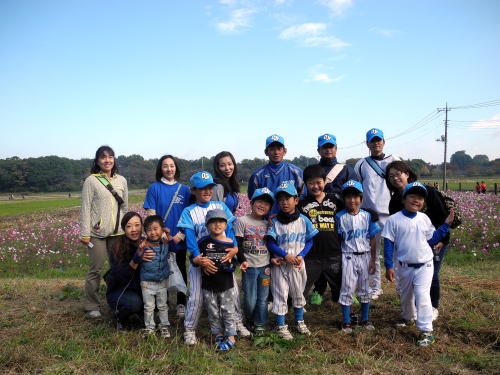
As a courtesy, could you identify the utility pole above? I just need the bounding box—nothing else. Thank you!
[436,103,450,190]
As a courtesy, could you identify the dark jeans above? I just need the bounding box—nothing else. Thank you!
[110,290,144,327]
[176,249,188,305]
[431,244,448,309]
[304,257,342,302]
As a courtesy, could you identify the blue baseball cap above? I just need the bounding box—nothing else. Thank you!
[366,128,384,142]
[318,133,337,148]
[403,181,428,198]
[341,179,363,195]
[251,187,275,204]
[265,134,285,148]
[189,171,215,189]
[274,182,298,197]
[205,209,227,224]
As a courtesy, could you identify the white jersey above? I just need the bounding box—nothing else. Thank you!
[354,155,399,215]
[234,214,270,268]
[335,209,381,254]
[266,214,318,257]
[382,211,435,264]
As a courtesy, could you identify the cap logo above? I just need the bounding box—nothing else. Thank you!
[200,172,210,180]
[412,182,425,189]
[279,182,289,189]
[323,134,331,141]
[346,180,356,187]
[370,129,378,135]
[261,187,272,194]
[271,135,280,142]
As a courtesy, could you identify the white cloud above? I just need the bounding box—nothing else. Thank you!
[371,27,400,38]
[318,0,353,16]
[216,8,256,33]
[279,23,349,49]
[470,114,500,129]
[305,64,345,84]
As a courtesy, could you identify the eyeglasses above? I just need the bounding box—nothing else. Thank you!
[388,171,405,179]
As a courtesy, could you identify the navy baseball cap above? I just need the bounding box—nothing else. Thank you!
[205,209,227,224]
[251,187,275,204]
[341,179,363,195]
[366,128,384,142]
[318,133,337,148]
[189,171,215,189]
[274,182,298,197]
[403,181,428,198]
[266,134,285,148]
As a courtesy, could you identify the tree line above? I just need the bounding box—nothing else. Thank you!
[0,151,498,193]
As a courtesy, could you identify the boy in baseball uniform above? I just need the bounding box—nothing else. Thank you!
[382,182,454,347]
[335,180,381,333]
[265,182,318,340]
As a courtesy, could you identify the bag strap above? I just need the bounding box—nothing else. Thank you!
[94,174,123,234]
[364,157,385,178]
[163,184,182,223]
[325,163,345,184]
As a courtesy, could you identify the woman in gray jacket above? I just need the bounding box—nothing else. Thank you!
[80,145,128,318]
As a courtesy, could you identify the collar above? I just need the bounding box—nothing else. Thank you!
[370,154,386,161]
[402,209,417,218]
[161,177,177,185]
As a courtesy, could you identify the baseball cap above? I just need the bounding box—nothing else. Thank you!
[403,181,428,198]
[274,182,298,197]
[251,187,275,204]
[265,134,285,148]
[341,179,363,195]
[189,171,215,189]
[205,209,227,224]
[366,128,384,143]
[318,133,337,148]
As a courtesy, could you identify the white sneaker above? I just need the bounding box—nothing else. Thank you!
[184,328,197,345]
[161,326,171,338]
[237,322,251,337]
[432,307,439,321]
[176,304,186,318]
[296,320,311,335]
[371,289,383,300]
[86,310,101,318]
[276,325,293,340]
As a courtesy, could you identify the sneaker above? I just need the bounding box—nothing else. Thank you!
[184,328,197,345]
[361,320,375,331]
[237,322,251,338]
[276,325,294,340]
[417,332,436,347]
[86,310,101,318]
[341,323,352,333]
[254,325,265,336]
[176,304,186,319]
[395,319,415,328]
[310,291,323,305]
[371,289,383,300]
[217,337,235,352]
[296,320,311,335]
[161,326,171,338]
[432,307,439,321]
[141,328,155,338]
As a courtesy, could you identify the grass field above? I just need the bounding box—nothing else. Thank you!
[0,192,498,374]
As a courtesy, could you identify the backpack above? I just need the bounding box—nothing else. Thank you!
[434,189,462,229]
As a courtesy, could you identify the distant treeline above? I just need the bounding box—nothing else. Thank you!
[0,151,498,193]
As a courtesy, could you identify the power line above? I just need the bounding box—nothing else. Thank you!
[449,98,500,110]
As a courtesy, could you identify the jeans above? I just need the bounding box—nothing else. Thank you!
[141,279,169,330]
[431,244,448,309]
[242,266,271,326]
[111,290,143,327]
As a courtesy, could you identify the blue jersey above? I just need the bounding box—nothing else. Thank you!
[266,214,318,257]
[247,161,303,214]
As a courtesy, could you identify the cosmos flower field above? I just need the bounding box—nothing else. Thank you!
[0,192,498,278]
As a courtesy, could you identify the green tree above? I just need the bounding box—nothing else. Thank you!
[450,150,473,170]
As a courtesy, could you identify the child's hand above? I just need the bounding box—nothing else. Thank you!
[294,256,303,269]
[162,227,173,241]
[271,257,285,266]
[445,209,455,225]
[240,261,249,272]
[385,268,395,282]
[368,258,376,274]
[222,247,238,263]
[284,253,295,265]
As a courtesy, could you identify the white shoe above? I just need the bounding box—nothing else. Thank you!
[276,325,293,340]
[86,310,101,318]
[371,289,383,300]
[296,320,311,335]
[237,322,251,337]
[176,304,186,318]
[161,326,171,338]
[184,328,197,345]
[432,307,439,321]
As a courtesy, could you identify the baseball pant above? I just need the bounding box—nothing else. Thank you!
[271,263,307,316]
[339,252,371,305]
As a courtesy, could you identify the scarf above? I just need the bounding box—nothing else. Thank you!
[276,209,300,225]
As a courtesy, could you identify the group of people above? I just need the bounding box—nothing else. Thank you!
[475,181,487,194]
[79,129,455,350]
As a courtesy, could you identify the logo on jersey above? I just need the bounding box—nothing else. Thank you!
[206,243,215,249]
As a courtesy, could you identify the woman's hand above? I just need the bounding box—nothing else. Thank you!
[193,255,218,275]
[445,209,455,226]
[221,246,238,263]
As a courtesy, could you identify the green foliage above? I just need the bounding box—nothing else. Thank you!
[57,283,84,300]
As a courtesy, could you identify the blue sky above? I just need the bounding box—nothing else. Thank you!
[1,0,499,164]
